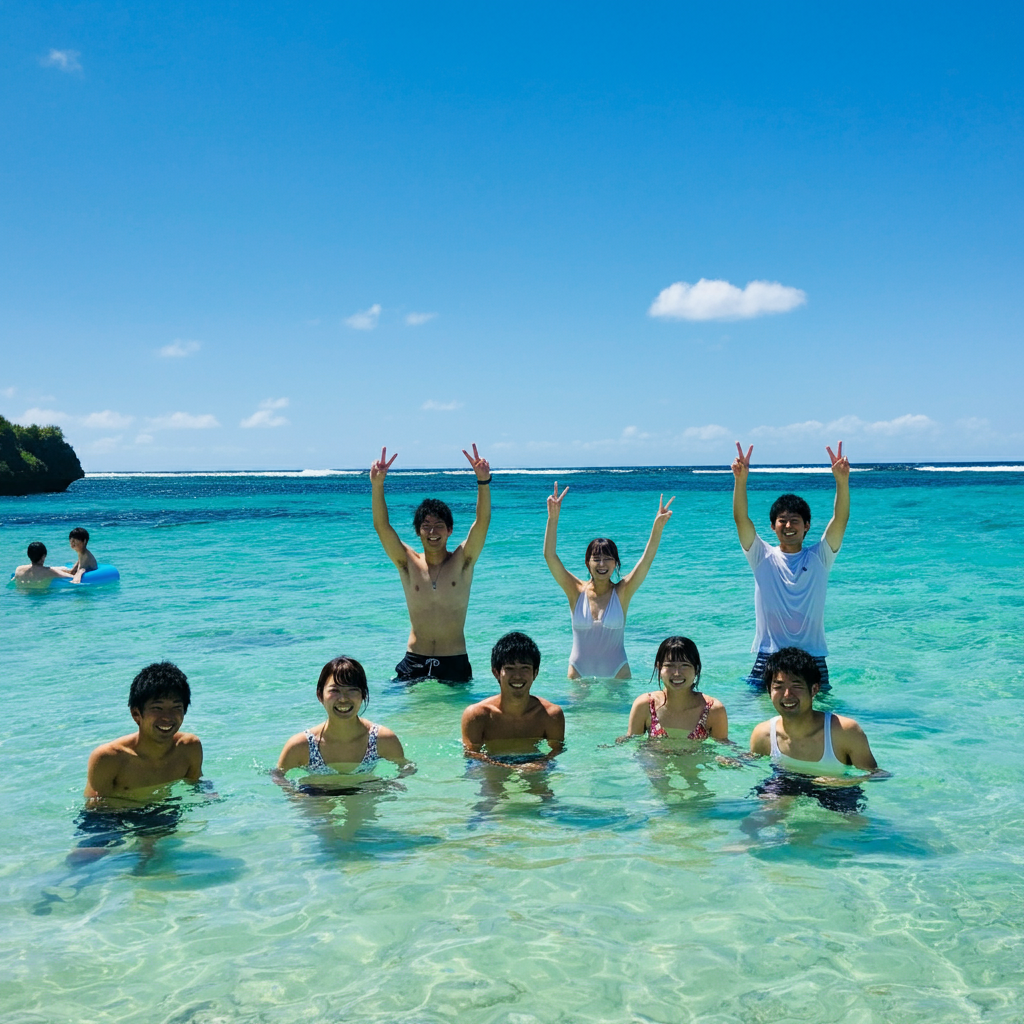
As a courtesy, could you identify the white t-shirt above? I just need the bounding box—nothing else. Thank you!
[743,533,838,657]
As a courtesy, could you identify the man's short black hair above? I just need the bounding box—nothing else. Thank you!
[769,494,812,527]
[491,631,541,673]
[129,662,191,713]
[69,527,90,543]
[413,498,454,533]
[762,647,821,691]
[27,541,47,564]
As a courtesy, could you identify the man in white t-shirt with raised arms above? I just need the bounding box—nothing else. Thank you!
[731,440,850,689]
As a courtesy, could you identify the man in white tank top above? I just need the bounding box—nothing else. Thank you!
[748,648,888,817]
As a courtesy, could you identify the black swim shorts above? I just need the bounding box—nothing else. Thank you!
[395,651,472,683]
[747,652,831,691]
[73,803,185,849]
[752,770,865,815]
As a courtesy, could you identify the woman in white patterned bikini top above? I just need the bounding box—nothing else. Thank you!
[275,656,410,791]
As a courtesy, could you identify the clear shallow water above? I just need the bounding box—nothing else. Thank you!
[2,465,1022,1024]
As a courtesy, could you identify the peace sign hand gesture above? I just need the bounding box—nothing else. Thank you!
[654,493,675,528]
[370,446,398,484]
[826,441,849,482]
[732,442,753,482]
[462,443,491,481]
[547,482,570,517]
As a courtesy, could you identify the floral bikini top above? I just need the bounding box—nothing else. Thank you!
[648,695,712,741]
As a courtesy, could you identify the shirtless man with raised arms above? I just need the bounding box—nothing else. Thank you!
[371,443,491,683]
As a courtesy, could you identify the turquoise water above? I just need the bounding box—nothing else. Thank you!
[2,465,1022,1024]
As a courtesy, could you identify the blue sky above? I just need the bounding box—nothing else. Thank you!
[2,2,1021,470]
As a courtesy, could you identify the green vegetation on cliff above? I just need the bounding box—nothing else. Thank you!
[0,415,85,496]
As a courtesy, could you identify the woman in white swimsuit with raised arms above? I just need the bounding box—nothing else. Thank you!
[543,483,674,679]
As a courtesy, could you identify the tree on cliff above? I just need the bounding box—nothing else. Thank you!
[0,415,85,495]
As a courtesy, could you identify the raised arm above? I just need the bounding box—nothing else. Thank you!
[461,444,492,563]
[823,441,850,553]
[732,442,756,550]
[370,447,408,568]
[543,482,581,605]
[618,494,674,607]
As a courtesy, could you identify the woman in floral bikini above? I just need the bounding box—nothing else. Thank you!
[623,636,729,743]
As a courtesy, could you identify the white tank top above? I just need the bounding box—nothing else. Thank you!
[770,712,847,776]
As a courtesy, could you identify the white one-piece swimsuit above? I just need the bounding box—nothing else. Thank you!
[568,588,628,677]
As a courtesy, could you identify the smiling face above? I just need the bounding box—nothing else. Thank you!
[492,661,539,698]
[131,696,185,744]
[768,671,819,717]
[659,656,697,694]
[587,549,618,581]
[320,681,365,720]
[417,514,453,553]
[771,512,810,551]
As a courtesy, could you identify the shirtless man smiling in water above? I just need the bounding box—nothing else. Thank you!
[371,444,491,683]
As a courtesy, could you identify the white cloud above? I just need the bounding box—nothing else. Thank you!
[146,412,220,430]
[135,433,154,445]
[750,420,825,440]
[621,425,651,440]
[681,424,730,442]
[1,386,15,398]
[81,410,134,429]
[240,398,290,428]
[649,278,807,321]
[421,400,463,412]
[751,414,938,441]
[405,312,437,326]
[159,339,201,358]
[17,407,71,427]
[345,304,381,330]
[41,49,82,73]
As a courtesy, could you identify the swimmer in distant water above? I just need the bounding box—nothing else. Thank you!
[13,541,74,586]
[275,656,409,792]
[67,526,98,583]
[461,632,564,772]
[732,440,850,688]
[747,648,888,819]
[544,483,674,678]
[371,444,492,683]
[622,636,728,742]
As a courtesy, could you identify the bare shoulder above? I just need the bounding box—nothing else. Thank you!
[749,719,772,752]
[832,713,866,736]
[535,696,564,719]
[705,695,727,710]
[175,731,202,748]
[462,696,498,721]
[631,691,655,711]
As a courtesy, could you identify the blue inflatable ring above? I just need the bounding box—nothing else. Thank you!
[9,564,120,586]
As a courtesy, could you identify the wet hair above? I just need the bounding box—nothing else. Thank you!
[27,541,47,564]
[413,498,454,534]
[762,647,821,692]
[491,631,541,673]
[652,636,703,691]
[769,494,811,527]
[69,527,90,544]
[128,662,191,713]
[316,656,370,705]
[584,538,621,575]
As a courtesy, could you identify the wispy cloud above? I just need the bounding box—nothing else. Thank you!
[1,386,15,398]
[17,407,71,427]
[88,436,122,454]
[146,412,220,430]
[345,304,381,330]
[240,398,290,428]
[405,312,437,326]
[159,339,201,358]
[80,410,134,429]
[135,433,154,445]
[40,49,82,73]
[649,278,807,321]
[421,399,463,412]
[681,424,730,442]
[751,414,938,441]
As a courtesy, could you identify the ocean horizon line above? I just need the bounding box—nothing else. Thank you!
[79,461,1024,479]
